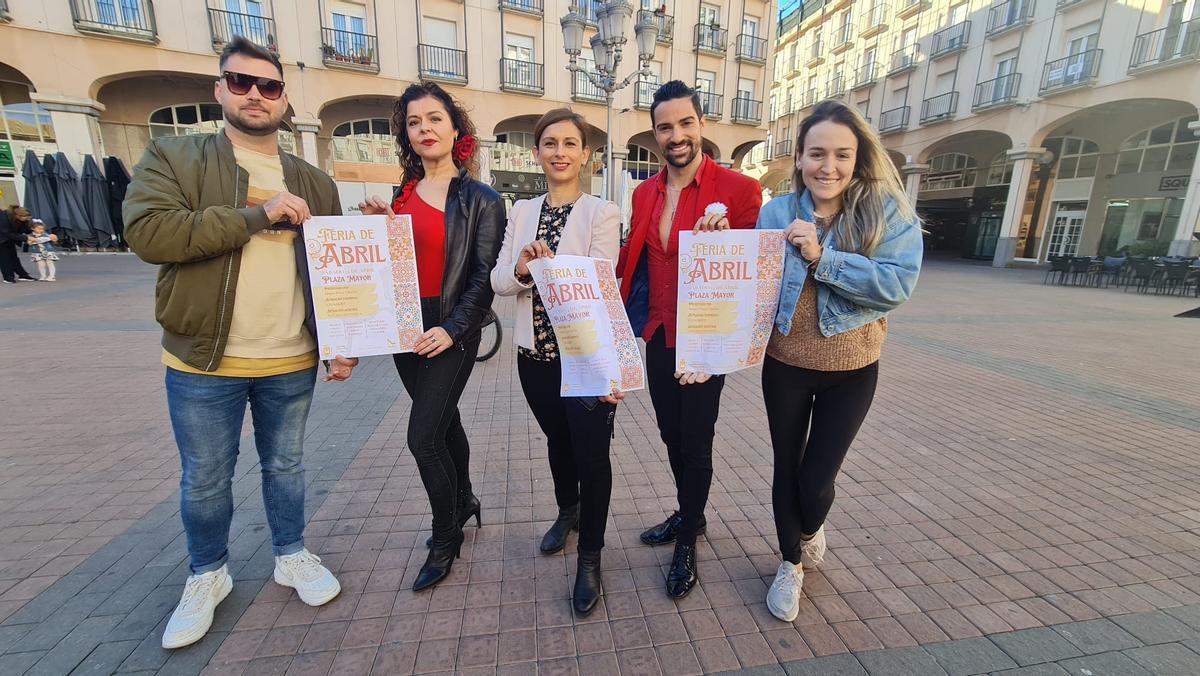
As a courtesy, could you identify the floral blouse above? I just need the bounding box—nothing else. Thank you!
[519,200,575,362]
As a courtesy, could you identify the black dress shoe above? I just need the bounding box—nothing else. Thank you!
[540,504,580,554]
[426,492,482,548]
[573,549,603,616]
[413,528,464,592]
[665,543,698,598]
[640,512,707,546]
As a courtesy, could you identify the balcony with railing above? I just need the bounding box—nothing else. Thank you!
[639,10,674,43]
[896,0,930,20]
[920,91,958,124]
[697,90,723,119]
[1040,49,1101,94]
[70,0,157,42]
[207,6,276,53]
[1057,0,1100,11]
[826,75,847,98]
[737,34,767,63]
[694,24,728,54]
[775,139,793,158]
[832,22,854,53]
[634,80,660,110]
[860,4,890,39]
[931,21,970,58]
[571,71,605,103]
[973,72,1021,110]
[878,106,910,134]
[499,0,542,17]
[807,37,826,67]
[1129,20,1200,73]
[732,96,762,124]
[419,44,468,84]
[321,27,378,72]
[500,59,544,95]
[987,0,1034,37]
[853,62,879,89]
[803,87,819,108]
[888,44,920,75]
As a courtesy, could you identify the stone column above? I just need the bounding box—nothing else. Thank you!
[477,137,496,188]
[1169,120,1200,257]
[901,163,928,208]
[291,117,321,168]
[30,94,105,167]
[993,148,1047,268]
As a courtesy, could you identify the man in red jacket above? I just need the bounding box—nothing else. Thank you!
[618,81,762,598]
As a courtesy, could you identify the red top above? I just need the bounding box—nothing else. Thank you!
[394,190,445,298]
[618,155,763,347]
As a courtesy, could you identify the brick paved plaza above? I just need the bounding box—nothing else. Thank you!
[1,254,1199,675]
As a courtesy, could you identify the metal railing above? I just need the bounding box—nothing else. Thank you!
[1129,19,1200,72]
[419,44,468,83]
[635,80,660,109]
[835,20,854,48]
[931,21,970,58]
[694,24,728,52]
[897,0,929,18]
[208,8,276,52]
[920,91,958,123]
[331,136,396,164]
[1056,0,1097,9]
[732,96,762,123]
[1040,49,1101,93]
[70,0,157,41]
[860,3,890,37]
[500,59,544,94]
[804,87,819,108]
[987,0,1034,36]
[889,44,920,73]
[973,72,1021,109]
[879,105,910,132]
[737,34,767,61]
[572,71,605,102]
[775,139,793,158]
[639,9,674,43]
[826,75,847,98]
[809,36,825,62]
[854,62,879,88]
[698,90,723,119]
[499,0,543,15]
[321,27,378,71]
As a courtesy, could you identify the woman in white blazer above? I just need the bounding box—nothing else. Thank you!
[490,108,622,617]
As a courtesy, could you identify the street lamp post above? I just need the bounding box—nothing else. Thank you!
[560,1,658,201]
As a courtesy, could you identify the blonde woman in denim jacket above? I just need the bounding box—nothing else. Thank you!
[755,100,923,622]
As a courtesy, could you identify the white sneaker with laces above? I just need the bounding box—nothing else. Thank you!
[274,549,340,606]
[766,560,804,622]
[800,525,827,570]
[161,565,233,649]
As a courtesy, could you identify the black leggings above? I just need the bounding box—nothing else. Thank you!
[645,327,726,546]
[393,298,479,538]
[518,354,615,552]
[0,242,31,282]
[762,356,879,565]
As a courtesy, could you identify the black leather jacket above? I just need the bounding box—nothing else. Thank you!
[416,168,505,343]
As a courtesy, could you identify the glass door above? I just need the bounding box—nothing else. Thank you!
[1046,203,1087,258]
[975,213,1001,258]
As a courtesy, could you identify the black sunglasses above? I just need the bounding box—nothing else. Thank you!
[222,71,285,100]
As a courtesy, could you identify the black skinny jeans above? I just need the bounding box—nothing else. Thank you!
[393,298,479,540]
[518,354,615,552]
[762,356,879,565]
[0,241,31,282]
[644,327,726,546]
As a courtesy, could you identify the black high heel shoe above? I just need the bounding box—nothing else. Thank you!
[426,492,481,548]
[413,528,464,592]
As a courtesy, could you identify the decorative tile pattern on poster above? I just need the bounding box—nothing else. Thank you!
[388,216,424,350]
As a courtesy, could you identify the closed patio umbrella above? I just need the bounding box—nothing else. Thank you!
[20,149,58,233]
[48,152,94,246]
[104,156,131,247]
[81,155,115,246]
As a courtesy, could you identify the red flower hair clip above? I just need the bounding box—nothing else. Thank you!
[453,134,477,163]
[392,180,418,211]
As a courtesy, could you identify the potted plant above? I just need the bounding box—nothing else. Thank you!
[321,43,337,59]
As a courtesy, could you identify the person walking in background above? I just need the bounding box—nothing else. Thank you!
[756,100,922,622]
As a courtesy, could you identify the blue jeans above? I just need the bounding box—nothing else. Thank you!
[166,366,317,574]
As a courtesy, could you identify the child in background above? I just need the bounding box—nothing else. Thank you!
[27,220,60,281]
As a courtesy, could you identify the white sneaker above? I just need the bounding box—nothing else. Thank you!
[800,526,827,570]
[45,277,56,282]
[766,560,804,622]
[161,565,233,649]
[274,549,340,606]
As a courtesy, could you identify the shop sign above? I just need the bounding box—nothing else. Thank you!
[1159,175,1189,191]
[492,170,547,194]
[0,141,14,171]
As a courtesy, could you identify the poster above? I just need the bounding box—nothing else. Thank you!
[302,215,424,359]
[527,255,645,397]
[675,229,785,374]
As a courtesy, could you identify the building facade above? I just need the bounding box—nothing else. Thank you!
[750,0,1200,264]
[0,0,771,215]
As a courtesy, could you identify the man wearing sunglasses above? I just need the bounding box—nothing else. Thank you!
[124,36,355,650]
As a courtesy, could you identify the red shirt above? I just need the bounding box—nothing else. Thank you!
[619,155,763,347]
[394,191,445,298]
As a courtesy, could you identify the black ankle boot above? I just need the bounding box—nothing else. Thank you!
[540,504,579,554]
[665,543,698,598]
[426,492,482,548]
[413,528,464,592]
[573,549,603,616]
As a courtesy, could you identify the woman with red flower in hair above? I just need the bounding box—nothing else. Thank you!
[359,82,505,592]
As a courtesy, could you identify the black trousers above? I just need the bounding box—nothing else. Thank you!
[393,298,479,538]
[518,354,615,552]
[644,327,726,546]
[762,356,879,564]
[0,242,31,282]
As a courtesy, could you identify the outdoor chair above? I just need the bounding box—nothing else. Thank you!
[1124,259,1160,293]
[1043,255,1069,285]
[1156,261,1194,295]
[1096,256,1126,288]
[1065,256,1096,286]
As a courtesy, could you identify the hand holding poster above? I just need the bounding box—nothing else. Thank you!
[303,215,424,359]
[526,255,645,397]
[675,229,785,374]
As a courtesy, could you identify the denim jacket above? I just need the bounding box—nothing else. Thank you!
[756,190,922,337]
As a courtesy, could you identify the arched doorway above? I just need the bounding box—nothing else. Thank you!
[0,62,56,206]
[915,130,1013,259]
